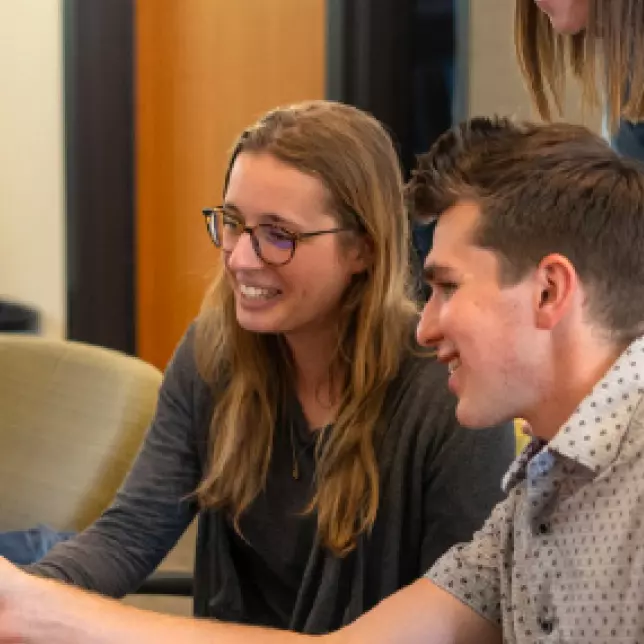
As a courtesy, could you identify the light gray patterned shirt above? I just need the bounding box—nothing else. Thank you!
[428,336,644,643]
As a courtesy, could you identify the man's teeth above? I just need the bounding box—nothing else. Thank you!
[239,284,278,299]
[448,358,461,375]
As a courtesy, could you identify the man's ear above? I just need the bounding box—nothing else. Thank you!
[533,253,579,330]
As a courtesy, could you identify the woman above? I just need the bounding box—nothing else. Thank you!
[515,0,644,159]
[26,100,513,632]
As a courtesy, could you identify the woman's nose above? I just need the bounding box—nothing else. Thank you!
[226,231,263,270]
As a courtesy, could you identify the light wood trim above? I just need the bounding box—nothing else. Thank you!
[135,0,326,369]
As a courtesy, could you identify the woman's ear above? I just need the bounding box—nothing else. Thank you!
[349,234,374,274]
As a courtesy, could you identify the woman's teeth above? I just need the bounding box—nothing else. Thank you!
[448,358,461,375]
[239,284,279,299]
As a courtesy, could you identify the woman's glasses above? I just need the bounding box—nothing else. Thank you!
[202,207,354,266]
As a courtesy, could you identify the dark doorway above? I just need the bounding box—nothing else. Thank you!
[63,0,135,353]
[327,0,458,297]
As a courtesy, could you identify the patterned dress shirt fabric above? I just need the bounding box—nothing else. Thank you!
[428,335,644,643]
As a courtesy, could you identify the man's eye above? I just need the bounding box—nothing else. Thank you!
[435,282,458,297]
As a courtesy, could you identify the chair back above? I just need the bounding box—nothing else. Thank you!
[0,334,162,531]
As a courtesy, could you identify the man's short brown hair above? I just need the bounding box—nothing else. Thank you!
[407,117,644,341]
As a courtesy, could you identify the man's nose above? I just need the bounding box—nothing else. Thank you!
[416,297,443,348]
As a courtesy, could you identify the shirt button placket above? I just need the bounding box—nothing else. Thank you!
[538,616,555,636]
[538,522,551,535]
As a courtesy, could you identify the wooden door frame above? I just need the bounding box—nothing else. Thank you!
[63,0,135,354]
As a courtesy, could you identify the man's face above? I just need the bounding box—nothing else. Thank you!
[417,201,546,428]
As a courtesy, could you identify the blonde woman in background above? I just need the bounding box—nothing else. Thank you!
[515,0,644,159]
[513,0,644,449]
[18,101,513,632]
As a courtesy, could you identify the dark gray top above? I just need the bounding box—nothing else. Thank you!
[30,325,515,633]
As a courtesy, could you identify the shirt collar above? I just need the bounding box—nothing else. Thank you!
[502,436,547,492]
[503,335,644,491]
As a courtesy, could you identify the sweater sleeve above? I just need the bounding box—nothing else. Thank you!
[26,328,204,598]
[416,364,515,571]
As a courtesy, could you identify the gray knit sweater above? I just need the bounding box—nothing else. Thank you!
[30,326,515,633]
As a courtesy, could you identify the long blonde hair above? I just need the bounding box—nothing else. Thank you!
[194,101,418,555]
[515,0,644,131]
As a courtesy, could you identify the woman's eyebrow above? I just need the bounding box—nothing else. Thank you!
[260,212,297,226]
[222,202,300,227]
[221,202,242,215]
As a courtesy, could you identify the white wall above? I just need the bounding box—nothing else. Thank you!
[0,0,65,338]
[464,0,601,131]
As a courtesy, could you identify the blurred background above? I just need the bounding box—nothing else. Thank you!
[0,0,601,370]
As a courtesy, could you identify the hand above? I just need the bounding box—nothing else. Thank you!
[0,557,37,642]
[0,557,28,591]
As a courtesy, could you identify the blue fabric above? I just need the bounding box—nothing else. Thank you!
[0,525,75,565]
[412,221,436,301]
[612,119,644,164]
[412,221,436,263]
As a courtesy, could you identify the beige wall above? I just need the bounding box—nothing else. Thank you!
[0,0,606,346]
[465,0,601,132]
[0,0,66,338]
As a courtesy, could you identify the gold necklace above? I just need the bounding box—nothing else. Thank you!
[290,420,301,480]
[290,420,331,480]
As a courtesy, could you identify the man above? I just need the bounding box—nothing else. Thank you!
[2,116,644,643]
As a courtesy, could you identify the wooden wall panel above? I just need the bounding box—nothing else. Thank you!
[135,0,326,369]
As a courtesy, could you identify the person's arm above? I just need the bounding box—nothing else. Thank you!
[26,328,204,597]
[0,558,499,644]
[3,477,511,643]
[339,578,500,644]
